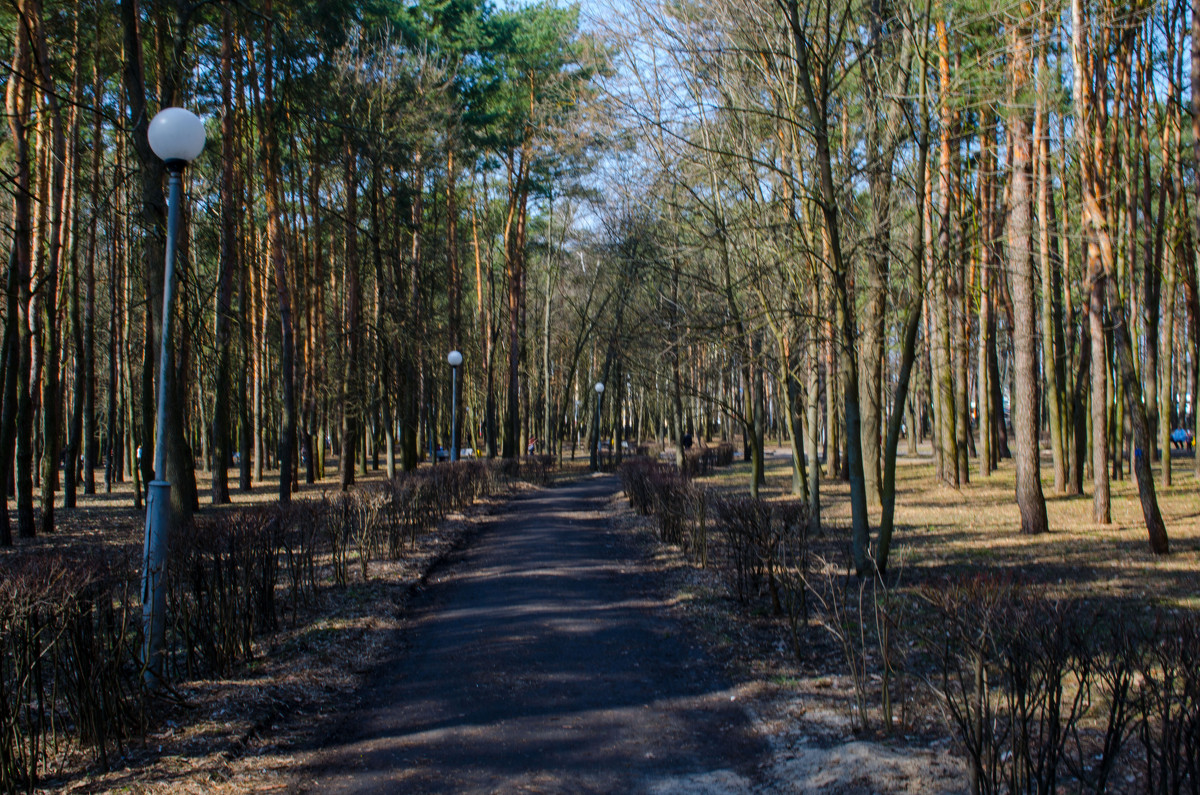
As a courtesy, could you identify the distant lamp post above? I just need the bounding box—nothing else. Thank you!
[592,382,605,471]
[142,107,206,687]
[448,350,463,461]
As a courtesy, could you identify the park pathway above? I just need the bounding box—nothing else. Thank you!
[299,473,766,794]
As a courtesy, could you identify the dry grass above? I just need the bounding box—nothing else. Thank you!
[691,442,1200,609]
[611,443,1200,793]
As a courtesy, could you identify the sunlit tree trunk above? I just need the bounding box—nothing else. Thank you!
[1072,0,1110,523]
[933,20,958,488]
[1035,41,1068,494]
[977,110,994,478]
[1007,18,1048,535]
[1192,0,1200,479]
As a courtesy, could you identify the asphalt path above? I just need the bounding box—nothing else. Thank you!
[299,473,765,794]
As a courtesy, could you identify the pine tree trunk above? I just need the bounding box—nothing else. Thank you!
[341,139,360,488]
[978,111,994,478]
[1192,0,1200,479]
[210,10,237,505]
[806,279,821,536]
[260,6,296,503]
[1007,27,1049,536]
[1036,86,1068,494]
[9,2,36,539]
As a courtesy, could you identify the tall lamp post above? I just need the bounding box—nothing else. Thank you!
[448,350,462,461]
[142,107,206,686]
[592,382,605,471]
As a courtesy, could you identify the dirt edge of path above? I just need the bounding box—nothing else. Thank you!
[604,490,966,795]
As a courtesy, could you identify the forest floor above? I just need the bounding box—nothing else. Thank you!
[20,462,547,793]
[626,442,1200,793]
[12,444,1200,792]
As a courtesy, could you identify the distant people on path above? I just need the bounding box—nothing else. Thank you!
[682,433,693,451]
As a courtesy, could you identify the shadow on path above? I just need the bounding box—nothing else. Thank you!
[297,474,766,794]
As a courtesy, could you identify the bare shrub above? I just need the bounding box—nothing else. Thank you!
[520,455,556,486]
[647,466,704,552]
[492,457,521,483]
[0,553,142,790]
[921,578,1148,793]
[349,487,388,580]
[805,557,875,731]
[322,494,355,586]
[681,447,711,477]
[620,458,707,565]
[618,457,670,516]
[277,500,322,619]
[1136,611,1200,792]
[712,442,735,467]
[168,508,285,678]
[712,495,771,606]
[773,499,811,660]
[711,495,809,616]
[381,461,494,556]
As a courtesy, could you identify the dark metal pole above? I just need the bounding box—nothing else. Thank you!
[141,162,183,687]
[593,393,602,471]
[451,365,459,462]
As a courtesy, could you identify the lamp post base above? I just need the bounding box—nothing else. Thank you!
[141,479,172,688]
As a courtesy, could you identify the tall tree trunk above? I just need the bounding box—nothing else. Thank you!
[805,276,821,536]
[782,0,870,573]
[978,110,994,478]
[341,138,360,488]
[1069,314,1091,495]
[878,66,929,571]
[1072,0,1110,523]
[66,127,86,511]
[8,0,36,539]
[1007,25,1049,536]
[35,0,68,534]
[502,154,530,459]
[1036,64,1068,494]
[0,249,20,546]
[210,9,237,504]
[260,4,296,503]
[82,38,100,497]
[1160,241,1175,488]
[1191,0,1200,479]
[934,19,958,488]
[400,152,424,471]
[122,0,197,521]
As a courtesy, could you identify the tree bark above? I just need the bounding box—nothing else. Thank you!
[878,65,929,570]
[210,9,237,505]
[341,138,361,488]
[1036,71,1068,494]
[977,110,994,478]
[780,0,870,573]
[122,0,197,521]
[8,0,36,539]
[1192,0,1200,479]
[934,20,958,488]
[1007,26,1049,536]
[260,2,296,503]
[1072,0,1110,523]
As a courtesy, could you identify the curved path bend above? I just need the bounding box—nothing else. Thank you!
[300,473,765,794]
